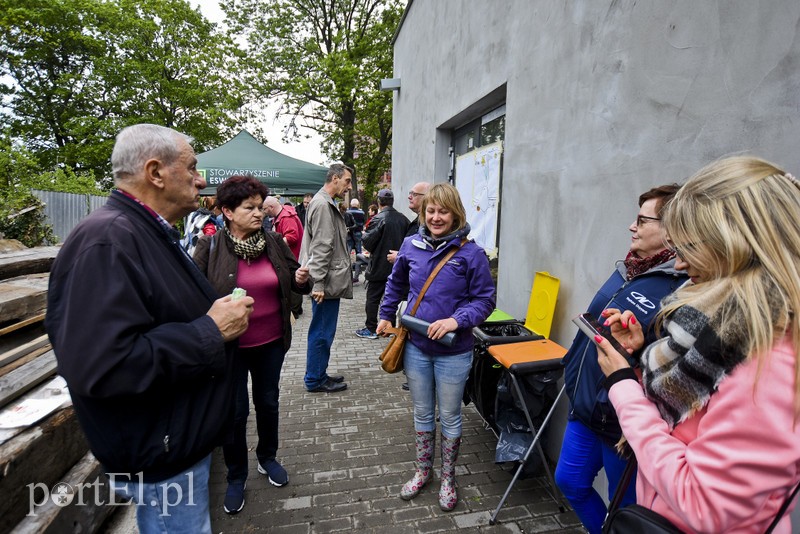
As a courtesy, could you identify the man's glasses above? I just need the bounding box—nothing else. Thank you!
[636,214,661,226]
[408,191,425,198]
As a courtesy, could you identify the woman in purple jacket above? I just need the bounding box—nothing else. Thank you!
[377,183,495,511]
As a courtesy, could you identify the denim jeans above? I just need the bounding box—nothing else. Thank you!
[112,455,212,534]
[404,342,472,438]
[554,418,636,534]
[304,298,340,389]
[347,231,362,254]
[224,339,286,483]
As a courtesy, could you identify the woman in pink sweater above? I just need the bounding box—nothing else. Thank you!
[595,156,800,533]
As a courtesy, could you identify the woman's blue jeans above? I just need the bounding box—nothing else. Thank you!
[404,342,472,439]
[554,418,636,534]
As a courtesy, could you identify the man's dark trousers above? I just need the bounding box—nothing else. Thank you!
[364,279,387,332]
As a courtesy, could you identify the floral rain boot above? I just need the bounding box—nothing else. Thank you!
[438,435,461,511]
[400,431,435,500]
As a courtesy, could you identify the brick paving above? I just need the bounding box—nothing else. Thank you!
[108,282,585,533]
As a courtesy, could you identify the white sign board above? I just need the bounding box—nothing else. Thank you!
[454,141,503,258]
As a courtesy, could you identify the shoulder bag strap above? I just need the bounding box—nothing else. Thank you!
[408,238,467,317]
[608,456,637,514]
[766,479,800,533]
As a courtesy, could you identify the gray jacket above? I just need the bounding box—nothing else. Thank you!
[300,188,353,299]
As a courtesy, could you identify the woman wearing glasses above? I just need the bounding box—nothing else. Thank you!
[555,184,688,534]
[596,157,800,533]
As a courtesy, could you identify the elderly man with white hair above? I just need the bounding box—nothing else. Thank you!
[46,123,254,533]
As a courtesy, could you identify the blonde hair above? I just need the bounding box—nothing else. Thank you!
[420,183,468,232]
[661,156,800,413]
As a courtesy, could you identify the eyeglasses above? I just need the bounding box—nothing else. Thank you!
[408,191,425,198]
[666,241,696,261]
[635,214,661,227]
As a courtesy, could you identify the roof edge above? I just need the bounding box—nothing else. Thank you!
[391,0,414,45]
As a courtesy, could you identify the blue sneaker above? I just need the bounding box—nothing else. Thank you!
[258,460,289,487]
[223,481,246,514]
[355,328,378,339]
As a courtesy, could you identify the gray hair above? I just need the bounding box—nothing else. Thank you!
[111,124,193,184]
[326,163,354,183]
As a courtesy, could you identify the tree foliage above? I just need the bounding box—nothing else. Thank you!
[222,0,404,193]
[0,132,103,246]
[0,0,252,186]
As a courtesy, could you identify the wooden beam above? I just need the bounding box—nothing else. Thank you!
[0,313,46,337]
[0,274,49,325]
[11,452,118,534]
[0,350,57,408]
[0,247,60,282]
[0,334,50,369]
[0,407,89,533]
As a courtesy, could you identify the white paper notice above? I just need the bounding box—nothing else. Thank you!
[0,397,68,428]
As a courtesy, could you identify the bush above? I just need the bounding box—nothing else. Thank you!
[0,192,57,247]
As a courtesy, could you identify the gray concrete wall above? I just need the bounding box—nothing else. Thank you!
[390,0,800,500]
[393,0,800,332]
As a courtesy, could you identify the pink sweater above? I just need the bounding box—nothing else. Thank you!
[609,337,800,533]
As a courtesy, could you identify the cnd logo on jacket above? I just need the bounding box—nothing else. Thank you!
[626,291,656,315]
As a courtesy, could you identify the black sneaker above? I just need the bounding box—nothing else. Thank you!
[258,460,289,487]
[223,481,246,514]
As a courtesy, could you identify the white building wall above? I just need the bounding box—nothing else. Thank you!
[389,0,800,495]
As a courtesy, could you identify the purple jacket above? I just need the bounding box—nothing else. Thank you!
[380,226,496,355]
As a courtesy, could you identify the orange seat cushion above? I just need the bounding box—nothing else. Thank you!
[487,339,566,374]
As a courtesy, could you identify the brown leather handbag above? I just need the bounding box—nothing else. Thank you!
[379,239,466,373]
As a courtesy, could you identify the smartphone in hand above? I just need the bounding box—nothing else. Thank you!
[572,312,632,363]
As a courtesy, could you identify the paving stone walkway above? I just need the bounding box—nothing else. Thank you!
[108,282,584,533]
[209,282,586,534]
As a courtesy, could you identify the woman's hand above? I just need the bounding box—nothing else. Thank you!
[294,265,309,285]
[595,335,633,377]
[376,319,392,335]
[427,317,458,340]
[600,308,645,352]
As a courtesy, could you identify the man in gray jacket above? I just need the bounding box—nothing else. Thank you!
[300,163,354,393]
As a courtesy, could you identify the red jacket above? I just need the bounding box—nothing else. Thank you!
[273,204,303,259]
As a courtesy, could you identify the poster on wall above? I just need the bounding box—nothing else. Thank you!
[454,141,503,258]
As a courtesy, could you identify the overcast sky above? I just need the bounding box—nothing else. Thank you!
[188,0,328,166]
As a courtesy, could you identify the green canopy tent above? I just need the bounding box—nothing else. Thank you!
[197,130,328,196]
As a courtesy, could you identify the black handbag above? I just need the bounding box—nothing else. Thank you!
[603,456,800,534]
[602,457,681,534]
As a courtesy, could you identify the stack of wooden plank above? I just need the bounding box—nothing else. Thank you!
[0,243,117,533]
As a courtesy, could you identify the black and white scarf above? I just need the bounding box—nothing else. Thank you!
[225,227,266,262]
[641,282,754,428]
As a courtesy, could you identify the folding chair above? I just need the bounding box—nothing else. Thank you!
[469,272,558,429]
[481,272,569,524]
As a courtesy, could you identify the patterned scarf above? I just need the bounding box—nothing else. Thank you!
[640,280,779,428]
[623,248,676,280]
[225,226,265,262]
